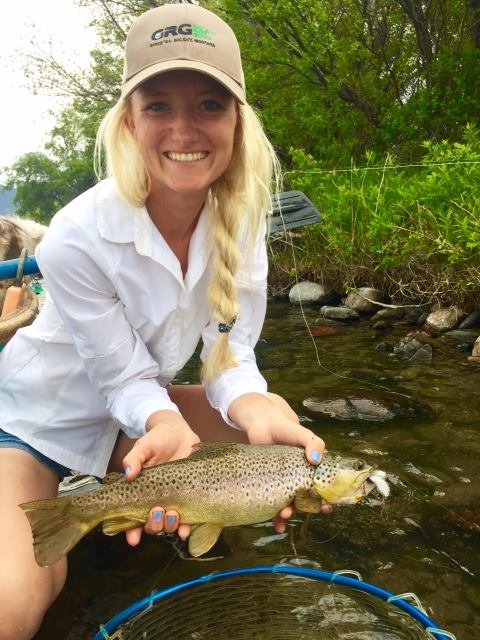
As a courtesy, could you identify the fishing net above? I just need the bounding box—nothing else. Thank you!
[94,566,454,640]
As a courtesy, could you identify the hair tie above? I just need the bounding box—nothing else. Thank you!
[218,317,237,333]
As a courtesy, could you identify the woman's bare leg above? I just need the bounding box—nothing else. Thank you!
[0,450,66,640]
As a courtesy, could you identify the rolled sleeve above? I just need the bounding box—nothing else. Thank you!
[36,216,176,438]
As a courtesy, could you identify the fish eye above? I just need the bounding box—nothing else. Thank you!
[353,461,365,471]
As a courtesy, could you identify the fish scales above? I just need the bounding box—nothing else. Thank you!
[20,443,389,566]
[69,444,315,526]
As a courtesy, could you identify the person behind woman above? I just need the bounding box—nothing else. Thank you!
[0,4,329,638]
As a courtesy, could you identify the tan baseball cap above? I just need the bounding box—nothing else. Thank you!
[121,3,246,103]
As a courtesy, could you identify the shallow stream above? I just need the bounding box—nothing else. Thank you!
[37,302,480,639]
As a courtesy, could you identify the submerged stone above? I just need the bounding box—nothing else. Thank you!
[393,335,433,363]
[302,394,424,422]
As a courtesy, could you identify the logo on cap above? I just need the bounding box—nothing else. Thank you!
[151,23,215,43]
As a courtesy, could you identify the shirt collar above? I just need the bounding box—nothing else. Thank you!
[96,178,213,286]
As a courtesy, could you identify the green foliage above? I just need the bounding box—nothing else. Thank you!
[219,0,480,164]
[3,0,479,306]
[283,125,480,302]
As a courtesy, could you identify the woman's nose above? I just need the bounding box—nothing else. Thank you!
[170,111,198,144]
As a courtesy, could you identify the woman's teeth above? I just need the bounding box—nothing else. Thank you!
[167,152,208,162]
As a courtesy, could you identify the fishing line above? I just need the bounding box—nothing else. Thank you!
[284,159,480,176]
[147,534,189,595]
[272,182,480,555]
[271,204,412,401]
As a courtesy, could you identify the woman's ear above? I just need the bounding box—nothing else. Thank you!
[124,108,136,139]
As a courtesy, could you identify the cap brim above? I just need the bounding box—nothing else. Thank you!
[121,60,245,103]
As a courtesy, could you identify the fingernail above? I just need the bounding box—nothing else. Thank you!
[153,511,163,521]
[311,450,321,463]
[125,466,132,477]
[167,515,176,525]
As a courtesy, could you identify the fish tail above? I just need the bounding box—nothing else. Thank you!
[20,497,98,567]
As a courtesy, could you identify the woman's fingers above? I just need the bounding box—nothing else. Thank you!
[123,440,149,482]
[125,526,143,547]
[178,523,191,540]
[278,505,294,520]
[272,514,287,534]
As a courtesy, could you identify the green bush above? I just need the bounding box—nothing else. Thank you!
[272,125,480,305]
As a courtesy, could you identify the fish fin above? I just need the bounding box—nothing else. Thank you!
[189,442,247,459]
[102,515,146,536]
[20,497,96,567]
[188,523,224,557]
[294,490,324,513]
[102,472,124,485]
[102,471,125,484]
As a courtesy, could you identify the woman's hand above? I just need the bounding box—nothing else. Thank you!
[228,392,334,531]
[122,410,199,546]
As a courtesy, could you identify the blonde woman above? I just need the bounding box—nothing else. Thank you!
[0,5,329,638]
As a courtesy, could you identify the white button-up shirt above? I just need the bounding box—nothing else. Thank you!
[0,178,268,477]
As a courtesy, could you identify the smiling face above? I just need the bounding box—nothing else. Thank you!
[125,70,238,205]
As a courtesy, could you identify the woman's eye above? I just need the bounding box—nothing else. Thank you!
[201,100,222,112]
[147,101,169,112]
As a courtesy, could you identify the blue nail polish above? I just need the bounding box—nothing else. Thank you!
[167,515,176,524]
[125,466,132,477]
[153,511,163,521]
[311,450,321,463]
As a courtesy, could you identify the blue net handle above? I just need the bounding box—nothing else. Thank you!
[93,565,455,640]
[0,256,40,281]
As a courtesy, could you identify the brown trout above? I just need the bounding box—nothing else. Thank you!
[20,443,389,567]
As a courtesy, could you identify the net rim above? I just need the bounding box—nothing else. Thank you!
[92,564,453,640]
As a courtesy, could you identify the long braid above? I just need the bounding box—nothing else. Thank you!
[97,99,281,383]
[202,104,280,382]
[201,183,242,381]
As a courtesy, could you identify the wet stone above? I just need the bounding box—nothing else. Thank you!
[371,307,406,322]
[393,335,433,363]
[425,305,466,332]
[458,310,480,330]
[371,320,391,332]
[320,305,360,322]
[444,330,478,346]
[302,394,424,422]
[409,343,433,364]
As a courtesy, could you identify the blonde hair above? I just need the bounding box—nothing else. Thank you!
[95,96,281,382]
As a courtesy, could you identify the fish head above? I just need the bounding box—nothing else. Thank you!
[312,454,390,505]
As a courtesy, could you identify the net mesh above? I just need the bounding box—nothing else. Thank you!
[108,573,432,639]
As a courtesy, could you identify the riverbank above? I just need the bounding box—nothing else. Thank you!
[268,235,480,311]
[271,125,480,310]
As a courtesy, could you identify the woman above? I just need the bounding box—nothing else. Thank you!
[0,5,328,639]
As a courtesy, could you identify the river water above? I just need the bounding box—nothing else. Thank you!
[36,302,479,639]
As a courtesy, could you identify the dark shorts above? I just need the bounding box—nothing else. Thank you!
[0,429,71,481]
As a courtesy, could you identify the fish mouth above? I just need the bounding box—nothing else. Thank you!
[331,469,390,505]
[365,470,390,498]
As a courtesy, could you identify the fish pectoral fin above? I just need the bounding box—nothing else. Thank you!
[188,523,224,557]
[102,472,124,485]
[294,490,324,514]
[102,515,146,536]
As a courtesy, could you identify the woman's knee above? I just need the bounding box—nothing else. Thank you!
[0,569,64,640]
